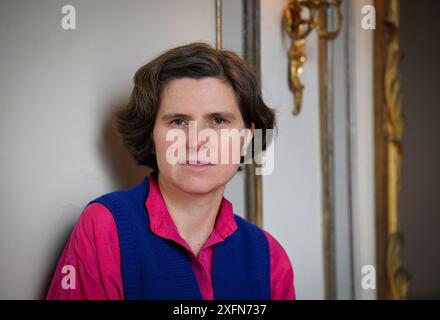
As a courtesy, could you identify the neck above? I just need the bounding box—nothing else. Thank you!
[156,173,225,255]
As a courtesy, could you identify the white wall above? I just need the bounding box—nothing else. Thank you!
[260,0,324,299]
[0,0,216,299]
[348,0,377,300]
[333,0,354,299]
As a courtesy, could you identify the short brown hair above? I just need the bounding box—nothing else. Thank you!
[115,42,276,171]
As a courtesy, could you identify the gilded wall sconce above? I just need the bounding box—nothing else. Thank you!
[282,0,343,115]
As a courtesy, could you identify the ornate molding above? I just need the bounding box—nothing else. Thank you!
[375,0,410,300]
[383,0,410,300]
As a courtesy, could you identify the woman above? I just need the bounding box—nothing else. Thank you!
[46,42,295,300]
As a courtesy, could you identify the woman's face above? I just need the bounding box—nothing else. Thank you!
[153,77,251,195]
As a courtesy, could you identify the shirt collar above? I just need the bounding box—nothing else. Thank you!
[145,173,238,243]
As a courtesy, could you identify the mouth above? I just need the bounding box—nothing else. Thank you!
[179,160,215,170]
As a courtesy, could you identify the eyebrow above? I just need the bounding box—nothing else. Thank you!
[160,112,237,122]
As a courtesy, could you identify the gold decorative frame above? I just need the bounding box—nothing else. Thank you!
[374,0,410,299]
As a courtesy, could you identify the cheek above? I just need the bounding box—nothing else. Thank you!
[217,133,244,165]
[152,128,172,165]
[154,127,189,170]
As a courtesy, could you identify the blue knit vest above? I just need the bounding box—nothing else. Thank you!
[88,176,270,300]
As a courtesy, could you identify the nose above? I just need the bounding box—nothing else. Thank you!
[187,120,209,161]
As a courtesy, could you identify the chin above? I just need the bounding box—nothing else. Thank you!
[179,183,215,195]
[177,174,221,195]
[160,164,238,195]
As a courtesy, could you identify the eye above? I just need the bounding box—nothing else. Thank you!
[212,117,226,125]
[170,118,187,127]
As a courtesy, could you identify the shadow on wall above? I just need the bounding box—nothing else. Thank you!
[39,98,150,299]
[99,99,151,190]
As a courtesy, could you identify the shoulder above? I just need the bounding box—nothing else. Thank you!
[232,215,287,251]
[233,214,267,234]
[86,178,149,217]
[76,202,117,234]
[261,229,293,268]
[260,229,296,300]
[234,215,294,273]
[70,202,119,250]
[232,214,292,266]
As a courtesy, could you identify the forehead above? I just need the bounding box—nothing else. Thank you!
[159,77,240,114]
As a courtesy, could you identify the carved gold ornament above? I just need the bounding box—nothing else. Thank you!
[282,0,343,115]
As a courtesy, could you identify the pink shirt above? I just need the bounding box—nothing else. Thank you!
[46,175,295,300]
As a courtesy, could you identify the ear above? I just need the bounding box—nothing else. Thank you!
[241,123,255,157]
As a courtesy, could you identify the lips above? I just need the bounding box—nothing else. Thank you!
[183,160,213,165]
[178,160,215,170]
